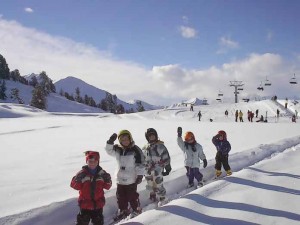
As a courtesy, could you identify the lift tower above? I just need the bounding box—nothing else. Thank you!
[229,81,244,103]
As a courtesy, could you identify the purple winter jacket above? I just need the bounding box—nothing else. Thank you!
[212,135,231,155]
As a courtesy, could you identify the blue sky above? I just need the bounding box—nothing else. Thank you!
[1,0,300,105]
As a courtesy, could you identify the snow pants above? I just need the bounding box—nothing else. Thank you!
[76,208,103,225]
[215,152,231,171]
[185,166,203,185]
[116,183,140,211]
[145,166,166,198]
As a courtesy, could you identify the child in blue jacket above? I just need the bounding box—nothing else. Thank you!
[212,130,232,177]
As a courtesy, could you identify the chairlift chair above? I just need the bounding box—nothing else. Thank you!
[290,74,297,84]
[264,76,271,86]
[237,87,243,91]
[257,82,264,91]
[218,91,223,97]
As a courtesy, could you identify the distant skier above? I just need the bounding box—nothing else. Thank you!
[255,109,259,118]
[105,130,145,220]
[276,109,280,122]
[177,127,207,188]
[70,151,112,225]
[190,104,194,111]
[235,110,238,122]
[239,110,244,122]
[142,128,171,206]
[225,110,228,118]
[292,115,296,123]
[197,110,202,121]
[212,130,232,177]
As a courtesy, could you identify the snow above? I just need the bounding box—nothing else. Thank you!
[0,99,300,225]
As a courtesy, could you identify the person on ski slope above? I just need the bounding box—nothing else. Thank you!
[105,130,145,220]
[177,127,208,188]
[212,130,232,177]
[142,128,171,206]
[70,151,112,225]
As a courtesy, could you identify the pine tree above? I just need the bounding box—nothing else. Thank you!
[0,54,10,80]
[10,88,24,104]
[39,71,56,95]
[0,80,7,100]
[136,100,145,112]
[29,76,38,87]
[30,85,47,109]
[75,87,83,103]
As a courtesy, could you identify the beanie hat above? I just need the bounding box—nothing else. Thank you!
[84,151,100,163]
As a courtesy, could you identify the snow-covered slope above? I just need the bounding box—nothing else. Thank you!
[0,100,300,225]
[54,76,162,111]
[0,80,105,113]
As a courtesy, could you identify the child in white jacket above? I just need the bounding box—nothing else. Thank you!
[105,130,145,220]
[177,127,207,188]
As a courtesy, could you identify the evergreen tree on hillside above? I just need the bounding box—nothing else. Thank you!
[116,104,125,114]
[10,69,28,85]
[0,80,7,100]
[10,88,24,104]
[136,100,145,112]
[29,76,38,87]
[75,87,83,103]
[30,85,47,110]
[99,98,108,111]
[39,71,56,94]
[0,54,10,80]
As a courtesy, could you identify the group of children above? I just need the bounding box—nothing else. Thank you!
[70,128,232,225]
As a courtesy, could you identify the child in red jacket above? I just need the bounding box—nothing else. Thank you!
[71,151,112,225]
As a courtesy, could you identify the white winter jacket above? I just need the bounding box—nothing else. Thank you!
[105,142,145,185]
[177,137,206,168]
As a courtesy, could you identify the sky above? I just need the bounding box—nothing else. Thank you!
[1,0,300,105]
[0,99,300,225]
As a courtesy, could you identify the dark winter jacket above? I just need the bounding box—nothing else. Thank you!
[70,165,112,210]
[212,135,231,155]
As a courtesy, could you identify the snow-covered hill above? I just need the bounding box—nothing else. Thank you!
[0,80,103,114]
[54,76,162,112]
[0,99,300,225]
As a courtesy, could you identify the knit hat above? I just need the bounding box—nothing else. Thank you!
[84,151,100,163]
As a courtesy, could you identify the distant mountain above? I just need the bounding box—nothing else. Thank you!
[54,76,162,112]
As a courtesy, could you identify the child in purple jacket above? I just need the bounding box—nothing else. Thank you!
[212,130,232,177]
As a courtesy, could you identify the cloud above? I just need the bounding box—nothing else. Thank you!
[24,8,34,13]
[179,26,197,39]
[217,36,239,54]
[0,18,299,106]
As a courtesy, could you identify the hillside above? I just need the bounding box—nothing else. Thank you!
[54,76,162,112]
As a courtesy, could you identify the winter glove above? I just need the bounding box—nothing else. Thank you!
[136,175,143,184]
[107,133,117,144]
[162,163,172,176]
[177,127,182,137]
[75,172,86,182]
[203,159,208,168]
[102,173,111,183]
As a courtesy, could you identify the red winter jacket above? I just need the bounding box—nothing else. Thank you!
[71,165,112,210]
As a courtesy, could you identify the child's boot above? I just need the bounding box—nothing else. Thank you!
[197,180,204,188]
[158,196,168,207]
[226,170,232,176]
[149,192,157,202]
[215,170,222,177]
[130,207,142,218]
[187,182,194,188]
[114,209,130,221]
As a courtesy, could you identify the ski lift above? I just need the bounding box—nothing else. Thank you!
[243,98,250,102]
[237,87,243,91]
[257,82,264,91]
[290,74,297,84]
[216,98,222,102]
[218,91,223,97]
[264,76,271,86]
